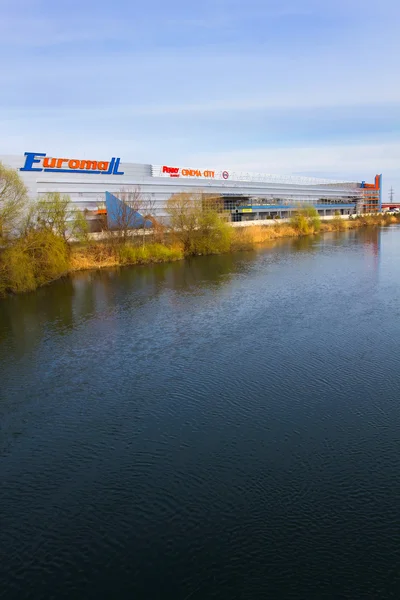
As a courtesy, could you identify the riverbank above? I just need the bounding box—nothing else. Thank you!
[1,213,400,297]
[70,213,400,271]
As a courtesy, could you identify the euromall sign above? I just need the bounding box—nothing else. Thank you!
[20,152,124,175]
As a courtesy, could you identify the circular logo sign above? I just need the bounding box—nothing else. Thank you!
[222,171,229,180]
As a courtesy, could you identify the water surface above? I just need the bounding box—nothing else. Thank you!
[1,228,400,599]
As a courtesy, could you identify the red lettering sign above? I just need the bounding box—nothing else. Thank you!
[161,165,215,178]
[162,166,179,174]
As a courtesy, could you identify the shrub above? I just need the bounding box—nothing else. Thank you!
[311,215,321,233]
[88,242,117,262]
[118,243,183,265]
[0,230,69,295]
[331,215,344,231]
[166,192,232,255]
[290,213,311,235]
[148,243,183,262]
[383,213,398,225]
[194,213,232,255]
[290,206,321,235]
[118,244,137,264]
[231,227,255,251]
[0,245,36,294]
[28,230,69,285]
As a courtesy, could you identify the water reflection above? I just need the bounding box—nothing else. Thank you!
[0,227,385,360]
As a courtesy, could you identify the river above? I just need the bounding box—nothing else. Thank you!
[1,227,400,599]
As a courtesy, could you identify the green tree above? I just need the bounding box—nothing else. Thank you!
[166,192,231,254]
[71,208,89,243]
[0,162,28,242]
[34,192,88,242]
[166,192,202,253]
[196,199,232,254]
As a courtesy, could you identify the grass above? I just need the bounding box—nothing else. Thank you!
[69,241,184,272]
[231,213,400,250]
[231,222,298,250]
[118,243,184,265]
[70,242,119,271]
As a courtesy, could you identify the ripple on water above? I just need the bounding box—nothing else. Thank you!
[1,229,400,599]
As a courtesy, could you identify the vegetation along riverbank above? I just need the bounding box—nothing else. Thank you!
[1,161,400,297]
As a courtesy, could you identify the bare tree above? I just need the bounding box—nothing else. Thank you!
[137,192,156,246]
[110,186,155,244]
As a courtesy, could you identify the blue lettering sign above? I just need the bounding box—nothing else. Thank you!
[20,152,124,175]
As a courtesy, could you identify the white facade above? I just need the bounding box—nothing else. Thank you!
[1,153,363,221]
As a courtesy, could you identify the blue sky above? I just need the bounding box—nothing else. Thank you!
[1,0,400,198]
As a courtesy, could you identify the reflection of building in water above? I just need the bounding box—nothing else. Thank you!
[370,228,381,259]
[363,227,381,273]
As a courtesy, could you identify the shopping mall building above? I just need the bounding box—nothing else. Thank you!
[0,152,382,227]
